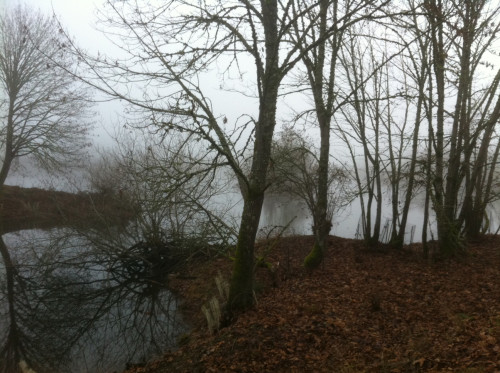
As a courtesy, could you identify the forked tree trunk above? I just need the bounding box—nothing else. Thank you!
[426,0,463,256]
[395,74,426,248]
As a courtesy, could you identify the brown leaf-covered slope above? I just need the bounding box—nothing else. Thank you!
[131,235,500,373]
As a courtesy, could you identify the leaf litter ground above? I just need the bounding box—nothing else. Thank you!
[126,235,500,372]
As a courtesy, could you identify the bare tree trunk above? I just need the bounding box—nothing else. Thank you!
[441,1,477,253]
[300,0,391,265]
[303,0,332,269]
[227,0,280,312]
[337,32,388,248]
[395,57,428,248]
[422,48,435,259]
[425,0,498,254]
[461,70,500,238]
[371,67,383,246]
[422,151,432,259]
[425,0,461,256]
[227,95,278,310]
[304,115,331,268]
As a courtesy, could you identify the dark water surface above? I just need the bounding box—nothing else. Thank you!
[0,227,186,373]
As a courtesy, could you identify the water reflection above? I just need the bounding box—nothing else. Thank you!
[260,194,312,236]
[261,192,428,244]
[0,227,186,373]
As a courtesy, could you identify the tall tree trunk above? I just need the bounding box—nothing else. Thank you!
[423,124,433,259]
[396,70,426,248]
[372,70,383,246]
[227,0,280,313]
[227,93,278,311]
[304,116,331,269]
[426,0,461,256]
[304,0,332,269]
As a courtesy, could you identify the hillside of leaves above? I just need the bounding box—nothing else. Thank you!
[127,235,500,372]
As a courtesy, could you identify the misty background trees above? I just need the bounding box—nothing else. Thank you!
[0,5,91,190]
[2,0,500,319]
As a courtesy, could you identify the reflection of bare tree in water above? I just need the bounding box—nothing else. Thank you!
[0,226,187,373]
[0,236,26,373]
[0,235,81,373]
[0,131,236,372]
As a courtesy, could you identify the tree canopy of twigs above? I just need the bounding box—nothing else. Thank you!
[0,5,92,188]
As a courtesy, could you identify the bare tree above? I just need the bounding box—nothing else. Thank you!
[386,1,433,249]
[87,128,238,252]
[422,0,500,255]
[336,29,393,247]
[65,0,352,312]
[0,5,91,188]
[288,0,391,266]
[331,0,500,255]
[268,127,352,233]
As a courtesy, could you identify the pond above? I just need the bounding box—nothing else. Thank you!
[0,227,187,373]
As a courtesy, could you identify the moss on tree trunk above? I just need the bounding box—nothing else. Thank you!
[304,242,324,270]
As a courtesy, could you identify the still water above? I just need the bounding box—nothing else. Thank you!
[0,228,186,373]
[260,192,500,243]
[260,193,427,243]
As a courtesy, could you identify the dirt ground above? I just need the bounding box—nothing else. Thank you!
[124,234,500,373]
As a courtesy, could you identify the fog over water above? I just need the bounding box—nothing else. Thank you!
[4,0,499,245]
[7,160,500,245]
